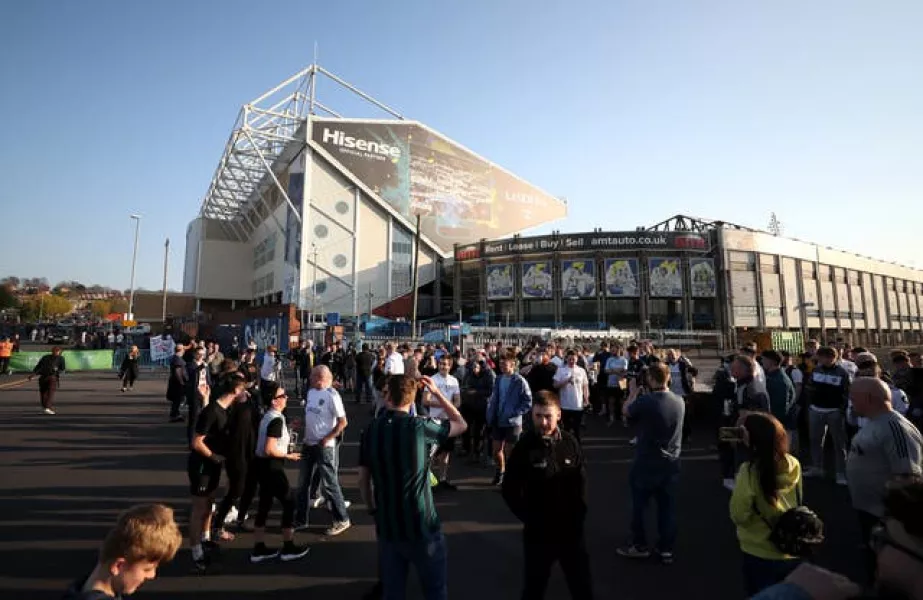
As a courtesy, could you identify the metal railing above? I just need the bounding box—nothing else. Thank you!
[111,349,171,371]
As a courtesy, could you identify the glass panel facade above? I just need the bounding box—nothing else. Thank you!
[604,298,640,328]
[391,225,413,298]
[650,298,684,329]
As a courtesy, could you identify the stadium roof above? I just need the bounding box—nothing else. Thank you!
[196,64,404,242]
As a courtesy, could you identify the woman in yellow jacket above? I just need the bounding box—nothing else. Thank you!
[729,412,803,596]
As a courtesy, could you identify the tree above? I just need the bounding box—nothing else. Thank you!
[20,294,72,321]
[0,284,18,310]
[110,298,129,315]
[90,300,112,318]
[2,277,20,289]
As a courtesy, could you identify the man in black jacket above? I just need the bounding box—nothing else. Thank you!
[29,346,66,415]
[167,344,187,423]
[805,346,851,484]
[502,390,593,600]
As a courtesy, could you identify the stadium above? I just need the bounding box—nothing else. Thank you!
[183,64,923,350]
[454,215,923,349]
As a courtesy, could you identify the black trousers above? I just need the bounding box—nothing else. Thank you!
[522,528,593,600]
[254,464,295,529]
[214,459,252,527]
[168,392,184,419]
[561,410,584,443]
[857,510,879,586]
[460,403,487,455]
[717,414,738,479]
[0,356,9,374]
[39,377,57,409]
[235,462,261,523]
[121,371,137,388]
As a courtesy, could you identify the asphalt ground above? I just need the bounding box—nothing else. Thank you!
[0,372,866,600]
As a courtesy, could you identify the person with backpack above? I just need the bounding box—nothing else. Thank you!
[729,412,812,596]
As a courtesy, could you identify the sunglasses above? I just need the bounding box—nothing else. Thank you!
[870,523,923,564]
[274,393,288,400]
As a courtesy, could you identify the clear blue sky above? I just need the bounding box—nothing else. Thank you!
[1,0,921,290]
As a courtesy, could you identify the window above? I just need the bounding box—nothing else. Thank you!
[253,233,278,269]
[391,225,413,298]
[252,272,275,296]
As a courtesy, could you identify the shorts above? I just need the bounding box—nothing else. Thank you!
[187,455,221,498]
[435,436,456,455]
[491,426,522,444]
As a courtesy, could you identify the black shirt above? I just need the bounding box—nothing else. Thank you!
[225,398,259,466]
[356,350,376,377]
[193,401,230,457]
[259,416,286,471]
[526,362,557,395]
[501,428,587,537]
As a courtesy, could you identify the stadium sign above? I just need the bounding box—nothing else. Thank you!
[454,231,709,260]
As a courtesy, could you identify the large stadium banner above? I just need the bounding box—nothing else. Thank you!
[604,258,640,297]
[521,261,553,299]
[690,258,717,298]
[649,258,684,297]
[561,259,596,298]
[454,231,709,260]
[486,264,514,299]
[311,118,567,253]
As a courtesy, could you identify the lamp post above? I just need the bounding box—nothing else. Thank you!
[128,214,142,321]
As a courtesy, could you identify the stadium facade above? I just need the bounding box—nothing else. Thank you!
[183,64,566,336]
[183,64,922,350]
[453,215,923,348]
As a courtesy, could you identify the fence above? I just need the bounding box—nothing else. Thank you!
[112,349,171,371]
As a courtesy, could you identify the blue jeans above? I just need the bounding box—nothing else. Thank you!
[356,373,374,402]
[629,463,679,552]
[741,552,801,596]
[379,530,448,600]
[310,438,341,500]
[296,444,348,524]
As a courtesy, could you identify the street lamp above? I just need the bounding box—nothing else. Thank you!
[128,214,142,321]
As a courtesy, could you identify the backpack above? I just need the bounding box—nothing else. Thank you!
[754,484,824,557]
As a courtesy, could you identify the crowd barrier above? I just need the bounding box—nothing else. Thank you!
[111,349,171,371]
[9,350,114,372]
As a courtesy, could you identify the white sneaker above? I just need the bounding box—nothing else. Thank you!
[802,467,823,478]
[325,520,351,537]
[628,436,638,446]
[43,408,55,415]
[310,497,324,509]
[325,499,352,512]
[224,506,239,525]
[722,478,736,491]
[835,475,848,486]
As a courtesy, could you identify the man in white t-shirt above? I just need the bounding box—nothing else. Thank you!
[553,350,590,442]
[383,342,404,375]
[425,355,462,490]
[294,365,351,536]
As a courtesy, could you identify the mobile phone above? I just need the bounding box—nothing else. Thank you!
[719,426,746,443]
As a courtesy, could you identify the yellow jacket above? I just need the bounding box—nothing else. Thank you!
[729,454,802,560]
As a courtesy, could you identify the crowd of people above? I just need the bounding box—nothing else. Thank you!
[55,334,923,600]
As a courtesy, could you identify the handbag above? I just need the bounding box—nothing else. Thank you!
[753,481,825,557]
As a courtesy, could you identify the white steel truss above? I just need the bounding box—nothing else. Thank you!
[197,64,404,241]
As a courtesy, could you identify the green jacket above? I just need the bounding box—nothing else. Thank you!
[729,454,802,560]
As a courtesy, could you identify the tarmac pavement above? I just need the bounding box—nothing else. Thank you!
[0,372,866,599]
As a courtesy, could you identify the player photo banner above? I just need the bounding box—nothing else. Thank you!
[649,258,683,297]
[521,261,553,299]
[604,258,640,297]
[689,258,717,298]
[486,263,514,300]
[561,259,596,298]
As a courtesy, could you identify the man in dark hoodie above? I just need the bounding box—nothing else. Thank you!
[805,346,851,485]
[63,503,181,599]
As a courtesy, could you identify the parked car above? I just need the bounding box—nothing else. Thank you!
[47,329,71,345]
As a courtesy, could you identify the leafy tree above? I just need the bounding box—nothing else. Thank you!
[110,298,129,315]
[90,300,112,318]
[20,294,72,320]
[2,277,20,288]
[0,284,18,310]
